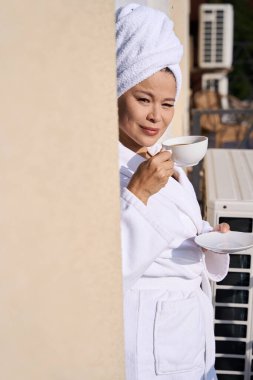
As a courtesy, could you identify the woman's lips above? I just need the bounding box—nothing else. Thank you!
[140,126,160,136]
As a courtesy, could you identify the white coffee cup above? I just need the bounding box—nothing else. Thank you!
[162,136,208,167]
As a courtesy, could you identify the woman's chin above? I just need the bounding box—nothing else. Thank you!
[139,135,161,147]
[120,133,161,152]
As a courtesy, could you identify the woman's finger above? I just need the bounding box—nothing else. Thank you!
[153,150,172,163]
[214,223,230,233]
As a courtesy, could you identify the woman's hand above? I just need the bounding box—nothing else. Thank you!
[202,223,230,253]
[213,223,230,233]
[127,150,174,204]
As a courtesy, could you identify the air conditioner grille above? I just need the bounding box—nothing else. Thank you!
[199,4,233,68]
[204,21,212,62]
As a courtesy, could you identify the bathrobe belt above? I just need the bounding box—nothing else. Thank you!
[131,276,202,292]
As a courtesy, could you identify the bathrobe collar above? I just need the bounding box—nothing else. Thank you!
[119,141,146,175]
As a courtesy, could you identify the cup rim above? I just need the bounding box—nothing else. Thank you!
[162,135,208,148]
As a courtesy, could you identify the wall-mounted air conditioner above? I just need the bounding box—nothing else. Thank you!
[198,4,234,69]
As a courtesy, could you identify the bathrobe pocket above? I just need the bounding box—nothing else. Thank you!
[154,294,205,375]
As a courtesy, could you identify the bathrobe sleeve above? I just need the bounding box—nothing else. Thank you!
[121,187,181,290]
[177,168,230,283]
[200,220,230,282]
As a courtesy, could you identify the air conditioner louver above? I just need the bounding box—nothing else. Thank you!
[199,4,234,69]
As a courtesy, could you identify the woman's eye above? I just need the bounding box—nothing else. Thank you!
[138,97,150,103]
[162,103,174,108]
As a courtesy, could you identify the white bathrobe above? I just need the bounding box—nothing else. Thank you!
[119,142,230,380]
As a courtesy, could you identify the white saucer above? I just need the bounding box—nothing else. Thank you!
[195,231,253,254]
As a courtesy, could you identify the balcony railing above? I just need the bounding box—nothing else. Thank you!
[190,108,253,204]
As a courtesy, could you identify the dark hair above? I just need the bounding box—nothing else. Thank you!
[160,67,175,78]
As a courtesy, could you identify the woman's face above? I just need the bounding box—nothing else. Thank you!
[118,70,176,153]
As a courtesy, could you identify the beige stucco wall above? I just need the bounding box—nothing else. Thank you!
[0,1,124,379]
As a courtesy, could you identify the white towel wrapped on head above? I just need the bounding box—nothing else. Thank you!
[116,3,183,99]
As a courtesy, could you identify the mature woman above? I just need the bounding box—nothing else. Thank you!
[116,4,230,380]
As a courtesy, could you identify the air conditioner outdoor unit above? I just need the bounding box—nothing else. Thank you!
[198,4,234,68]
[204,148,253,379]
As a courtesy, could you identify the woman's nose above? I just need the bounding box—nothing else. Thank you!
[146,106,161,123]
